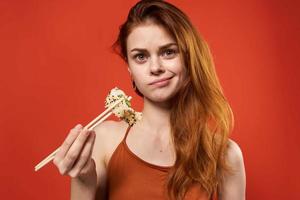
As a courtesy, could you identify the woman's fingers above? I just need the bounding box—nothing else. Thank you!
[71,159,97,186]
[80,158,96,177]
[68,131,96,178]
[53,124,82,165]
[58,128,91,174]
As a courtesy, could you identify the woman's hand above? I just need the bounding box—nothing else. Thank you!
[53,124,97,185]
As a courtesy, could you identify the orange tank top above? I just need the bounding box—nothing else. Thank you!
[106,125,218,200]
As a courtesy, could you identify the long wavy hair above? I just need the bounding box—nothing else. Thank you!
[113,0,234,199]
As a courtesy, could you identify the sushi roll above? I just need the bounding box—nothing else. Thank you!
[105,87,142,126]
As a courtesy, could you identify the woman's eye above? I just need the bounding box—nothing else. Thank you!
[162,49,177,58]
[133,54,147,62]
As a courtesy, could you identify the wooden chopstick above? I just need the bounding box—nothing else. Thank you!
[34,96,132,171]
[34,111,113,171]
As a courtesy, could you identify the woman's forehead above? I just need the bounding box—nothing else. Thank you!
[127,23,176,50]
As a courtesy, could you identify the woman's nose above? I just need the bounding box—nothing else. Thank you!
[150,56,165,75]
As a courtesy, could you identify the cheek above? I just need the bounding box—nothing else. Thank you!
[164,57,185,74]
[171,58,188,85]
[128,65,144,83]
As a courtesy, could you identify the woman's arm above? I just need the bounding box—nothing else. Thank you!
[70,120,128,200]
[53,124,98,200]
[70,159,98,200]
[218,139,246,200]
[70,121,114,200]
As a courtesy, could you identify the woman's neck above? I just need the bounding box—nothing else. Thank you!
[139,97,171,136]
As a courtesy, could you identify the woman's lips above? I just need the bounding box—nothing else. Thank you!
[149,76,173,87]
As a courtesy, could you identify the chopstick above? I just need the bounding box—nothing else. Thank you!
[34,96,132,172]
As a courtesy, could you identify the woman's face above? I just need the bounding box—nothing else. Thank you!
[126,22,186,104]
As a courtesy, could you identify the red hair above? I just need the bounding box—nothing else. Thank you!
[114,0,234,199]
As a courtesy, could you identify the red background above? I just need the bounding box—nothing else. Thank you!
[1,0,299,199]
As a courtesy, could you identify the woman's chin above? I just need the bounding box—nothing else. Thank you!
[141,85,180,104]
[146,92,176,104]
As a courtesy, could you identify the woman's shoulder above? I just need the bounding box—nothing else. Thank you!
[92,120,129,164]
[218,139,246,199]
[92,120,128,149]
[93,120,128,137]
[226,139,244,166]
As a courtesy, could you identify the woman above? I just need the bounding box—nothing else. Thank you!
[53,0,246,199]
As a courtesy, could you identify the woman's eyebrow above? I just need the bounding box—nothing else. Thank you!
[130,48,147,53]
[130,42,177,53]
[159,43,178,50]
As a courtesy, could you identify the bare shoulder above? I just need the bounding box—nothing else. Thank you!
[226,139,245,168]
[90,120,128,198]
[93,120,127,141]
[218,139,246,200]
[92,120,129,166]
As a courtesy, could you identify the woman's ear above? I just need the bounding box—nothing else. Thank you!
[127,67,132,75]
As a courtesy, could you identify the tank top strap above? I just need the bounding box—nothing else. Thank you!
[122,125,131,142]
